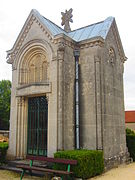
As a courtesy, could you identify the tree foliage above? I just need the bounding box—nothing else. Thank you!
[0,80,11,130]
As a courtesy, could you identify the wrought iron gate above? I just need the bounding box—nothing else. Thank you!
[27,96,48,156]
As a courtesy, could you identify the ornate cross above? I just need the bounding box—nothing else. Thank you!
[61,8,73,32]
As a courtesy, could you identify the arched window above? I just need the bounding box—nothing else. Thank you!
[19,47,49,85]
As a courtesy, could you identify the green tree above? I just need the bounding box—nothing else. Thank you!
[0,80,11,130]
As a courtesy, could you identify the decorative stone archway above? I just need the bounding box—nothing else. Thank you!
[18,46,49,85]
[15,43,53,159]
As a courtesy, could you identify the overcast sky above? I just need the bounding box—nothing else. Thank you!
[0,0,135,110]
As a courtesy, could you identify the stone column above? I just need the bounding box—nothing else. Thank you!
[20,97,26,158]
[7,69,18,159]
[94,56,103,150]
[16,96,27,159]
[16,97,22,158]
[23,97,28,158]
[57,43,65,150]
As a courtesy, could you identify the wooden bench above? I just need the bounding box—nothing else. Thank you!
[16,155,77,180]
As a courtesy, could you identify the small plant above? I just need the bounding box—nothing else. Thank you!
[0,142,8,163]
[54,149,104,179]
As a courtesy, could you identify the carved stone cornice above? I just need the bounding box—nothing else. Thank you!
[7,15,35,65]
[53,35,75,49]
[112,22,127,63]
[80,39,104,49]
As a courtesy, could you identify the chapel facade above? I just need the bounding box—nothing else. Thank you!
[7,9,128,166]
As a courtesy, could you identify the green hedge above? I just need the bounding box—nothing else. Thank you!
[0,142,8,163]
[54,150,104,179]
[126,134,135,161]
[126,128,135,135]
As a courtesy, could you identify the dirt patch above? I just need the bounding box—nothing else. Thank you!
[0,170,49,180]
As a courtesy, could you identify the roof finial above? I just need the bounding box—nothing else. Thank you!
[61,8,73,32]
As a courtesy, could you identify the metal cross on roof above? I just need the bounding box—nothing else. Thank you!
[61,8,73,32]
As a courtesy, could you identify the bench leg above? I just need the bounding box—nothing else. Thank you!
[20,169,25,180]
[60,175,72,180]
[29,170,32,176]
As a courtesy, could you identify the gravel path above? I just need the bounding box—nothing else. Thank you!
[90,163,135,180]
[0,163,135,179]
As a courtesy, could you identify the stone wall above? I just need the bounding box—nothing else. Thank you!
[101,25,127,164]
[63,45,75,150]
[79,46,97,150]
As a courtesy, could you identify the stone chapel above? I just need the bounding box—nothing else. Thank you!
[7,9,128,166]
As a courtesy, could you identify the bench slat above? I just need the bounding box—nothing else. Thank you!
[26,155,77,165]
[17,165,73,175]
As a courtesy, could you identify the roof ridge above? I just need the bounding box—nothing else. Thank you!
[69,20,104,33]
[42,16,66,33]
[32,9,114,42]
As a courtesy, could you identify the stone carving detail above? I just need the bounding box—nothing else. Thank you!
[112,25,127,63]
[7,15,35,66]
[46,94,49,102]
[19,51,49,85]
[109,47,115,65]
[17,97,23,106]
[61,8,73,32]
[7,14,53,67]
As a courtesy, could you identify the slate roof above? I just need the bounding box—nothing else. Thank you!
[33,9,114,42]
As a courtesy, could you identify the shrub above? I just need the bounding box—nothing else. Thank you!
[126,128,135,161]
[54,150,104,179]
[126,128,135,135]
[0,142,8,163]
[126,134,135,161]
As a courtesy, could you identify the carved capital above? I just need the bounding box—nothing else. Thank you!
[57,43,65,60]
[46,94,49,102]
[22,97,25,106]
[58,42,65,51]
[17,96,25,106]
[94,56,101,63]
[17,97,22,106]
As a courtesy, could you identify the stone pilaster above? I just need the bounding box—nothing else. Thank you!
[23,97,28,158]
[16,96,27,159]
[94,56,103,150]
[57,42,65,150]
[16,97,22,158]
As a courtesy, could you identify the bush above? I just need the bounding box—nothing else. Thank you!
[126,134,135,161]
[126,128,135,161]
[126,128,135,135]
[0,142,8,163]
[54,150,104,179]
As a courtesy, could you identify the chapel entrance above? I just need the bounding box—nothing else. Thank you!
[27,96,48,156]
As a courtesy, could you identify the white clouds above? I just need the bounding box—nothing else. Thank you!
[0,0,134,109]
